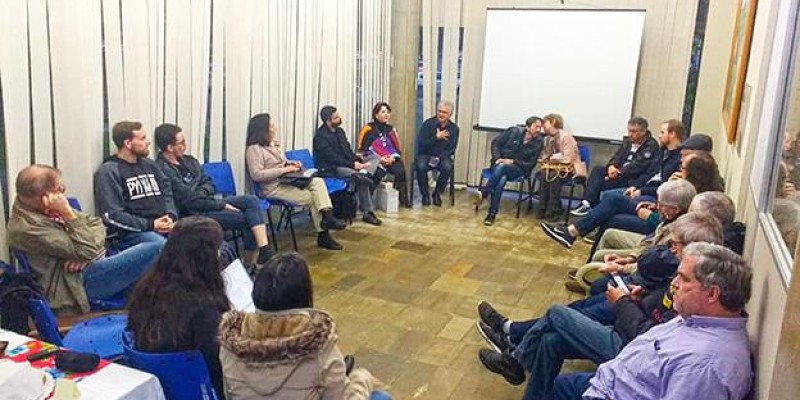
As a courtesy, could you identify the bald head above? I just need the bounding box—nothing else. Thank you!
[16,164,61,200]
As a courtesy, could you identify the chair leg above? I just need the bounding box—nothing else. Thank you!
[266,210,279,252]
[287,213,298,251]
[565,183,576,226]
[475,176,485,214]
[450,169,455,206]
[516,180,524,219]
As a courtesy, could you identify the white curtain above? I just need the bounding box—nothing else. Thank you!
[0,0,391,212]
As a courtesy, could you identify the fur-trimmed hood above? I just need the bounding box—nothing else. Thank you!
[219,308,336,365]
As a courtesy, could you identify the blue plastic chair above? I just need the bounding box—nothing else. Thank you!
[201,161,275,255]
[477,167,534,218]
[285,148,347,194]
[249,178,298,251]
[12,247,125,312]
[27,297,128,359]
[563,144,592,225]
[123,332,219,400]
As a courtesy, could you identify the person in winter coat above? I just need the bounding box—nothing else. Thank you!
[219,253,387,400]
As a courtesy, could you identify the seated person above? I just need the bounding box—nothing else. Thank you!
[415,100,460,206]
[8,165,163,316]
[245,113,346,250]
[357,102,411,208]
[541,178,695,249]
[476,213,726,400]
[474,116,544,226]
[621,120,686,201]
[127,216,229,397]
[94,121,177,242]
[154,123,273,266]
[314,105,382,225]
[571,117,660,216]
[219,253,385,399]
[537,113,586,221]
[553,243,753,400]
[681,151,725,192]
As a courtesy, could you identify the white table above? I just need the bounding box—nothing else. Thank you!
[0,329,165,400]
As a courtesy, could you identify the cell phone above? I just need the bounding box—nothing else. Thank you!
[26,347,60,362]
[610,273,630,294]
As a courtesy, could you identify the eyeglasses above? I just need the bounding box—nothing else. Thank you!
[657,203,679,210]
[55,184,66,193]
[667,239,684,249]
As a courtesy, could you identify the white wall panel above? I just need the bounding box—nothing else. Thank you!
[27,0,54,166]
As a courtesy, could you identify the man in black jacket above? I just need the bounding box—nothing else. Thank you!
[415,100,460,206]
[313,105,382,225]
[571,117,660,216]
[154,123,273,266]
[475,211,723,399]
[474,117,544,226]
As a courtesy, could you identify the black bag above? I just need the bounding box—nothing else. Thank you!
[330,190,357,221]
[0,261,45,335]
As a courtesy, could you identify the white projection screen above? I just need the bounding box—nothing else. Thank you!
[478,9,646,141]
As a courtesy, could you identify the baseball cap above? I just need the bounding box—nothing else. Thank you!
[679,134,713,152]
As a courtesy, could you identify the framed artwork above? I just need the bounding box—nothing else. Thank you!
[722,0,758,144]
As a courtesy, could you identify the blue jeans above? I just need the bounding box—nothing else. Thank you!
[482,163,524,216]
[512,305,624,400]
[552,372,598,400]
[415,155,454,197]
[583,166,629,207]
[369,390,392,400]
[509,294,614,346]
[599,187,627,202]
[205,195,264,250]
[83,231,164,301]
[573,193,638,236]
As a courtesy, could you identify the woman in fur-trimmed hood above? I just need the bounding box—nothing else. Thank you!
[219,253,381,400]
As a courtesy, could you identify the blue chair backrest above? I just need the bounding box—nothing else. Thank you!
[63,314,128,359]
[578,144,591,168]
[285,149,315,169]
[67,197,82,211]
[27,297,64,346]
[202,161,237,197]
[123,332,219,400]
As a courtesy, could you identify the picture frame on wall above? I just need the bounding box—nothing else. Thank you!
[722,0,758,144]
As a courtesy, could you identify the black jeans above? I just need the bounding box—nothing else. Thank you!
[583,165,629,207]
[414,155,453,197]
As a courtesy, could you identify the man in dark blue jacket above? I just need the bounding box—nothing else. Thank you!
[415,100,460,206]
[571,117,660,216]
[475,117,544,226]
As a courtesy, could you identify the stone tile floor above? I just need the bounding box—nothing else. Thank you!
[274,190,593,399]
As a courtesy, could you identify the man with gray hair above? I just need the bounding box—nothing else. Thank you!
[555,243,753,399]
[415,100,459,206]
[690,191,745,254]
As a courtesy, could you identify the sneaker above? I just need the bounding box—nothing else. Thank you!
[570,202,591,217]
[541,222,576,249]
[477,301,507,333]
[362,212,383,226]
[476,320,509,353]
[483,214,496,226]
[344,355,355,375]
[478,349,525,385]
[473,190,484,210]
[317,231,343,250]
[563,279,588,295]
[582,235,596,245]
[256,245,275,265]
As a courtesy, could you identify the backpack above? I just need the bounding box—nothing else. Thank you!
[330,190,357,222]
[0,260,45,334]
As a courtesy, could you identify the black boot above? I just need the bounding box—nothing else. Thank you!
[432,190,442,207]
[320,209,346,231]
[256,245,275,265]
[317,231,343,250]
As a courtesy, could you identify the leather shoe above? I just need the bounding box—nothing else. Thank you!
[321,214,347,231]
[317,231,343,250]
[256,245,275,265]
[564,279,588,295]
[432,192,442,206]
[362,212,382,225]
[478,349,525,385]
[421,195,431,206]
[344,355,355,376]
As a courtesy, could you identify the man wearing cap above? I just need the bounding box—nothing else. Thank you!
[313,105,382,225]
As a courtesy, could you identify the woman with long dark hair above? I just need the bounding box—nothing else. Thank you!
[357,102,411,208]
[127,216,230,397]
[245,113,346,250]
[219,253,387,399]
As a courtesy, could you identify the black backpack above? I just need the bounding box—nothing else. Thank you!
[330,190,357,222]
[0,260,45,334]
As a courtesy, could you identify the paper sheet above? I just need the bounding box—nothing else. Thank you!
[223,259,255,312]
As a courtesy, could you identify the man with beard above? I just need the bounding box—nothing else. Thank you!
[94,121,177,242]
[313,105,382,225]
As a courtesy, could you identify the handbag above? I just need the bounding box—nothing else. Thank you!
[539,159,575,182]
[280,169,316,189]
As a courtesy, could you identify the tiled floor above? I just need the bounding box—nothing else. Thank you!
[275,189,592,399]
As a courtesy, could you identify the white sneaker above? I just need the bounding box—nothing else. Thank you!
[570,202,591,217]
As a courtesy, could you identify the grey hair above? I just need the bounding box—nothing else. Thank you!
[437,100,454,114]
[657,179,696,211]
[671,212,724,245]
[682,242,752,311]
[689,191,736,225]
